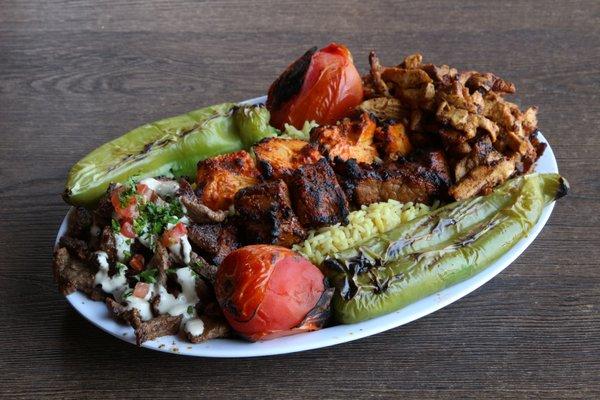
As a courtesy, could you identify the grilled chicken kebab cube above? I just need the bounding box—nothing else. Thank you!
[310,112,379,164]
[253,137,322,180]
[234,180,306,247]
[289,158,349,228]
[373,121,412,160]
[196,150,260,211]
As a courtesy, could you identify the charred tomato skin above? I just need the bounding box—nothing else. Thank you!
[215,245,326,341]
[267,43,364,130]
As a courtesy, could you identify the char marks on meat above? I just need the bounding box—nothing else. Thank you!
[234,180,306,247]
[289,158,350,228]
[196,150,260,211]
[254,137,323,181]
[335,150,451,206]
[310,112,379,164]
[187,222,241,265]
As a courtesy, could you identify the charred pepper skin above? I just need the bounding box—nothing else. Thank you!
[64,104,277,207]
[324,173,569,324]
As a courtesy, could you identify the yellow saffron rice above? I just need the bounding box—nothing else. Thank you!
[293,200,431,265]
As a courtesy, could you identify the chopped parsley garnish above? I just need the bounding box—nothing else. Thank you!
[136,199,184,237]
[119,186,136,208]
[111,219,121,233]
[135,268,158,284]
[115,262,128,273]
[133,214,148,236]
[165,268,178,275]
[115,178,185,245]
[122,288,133,298]
[186,305,195,315]
[123,250,132,260]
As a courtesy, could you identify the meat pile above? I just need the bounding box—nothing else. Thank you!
[361,52,545,200]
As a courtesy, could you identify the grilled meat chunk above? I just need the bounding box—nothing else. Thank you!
[311,113,378,164]
[449,155,516,200]
[334,160,381,205]
[360,52,542,197]
[53,247,104,300]
[374,121,412,160]
[187,223,240,265]
[453,136,503,181]
[67,206,92,239]
[135,314,183,345]
[363,51,391,98]
[99,226,117,264]
[234,180,306,247]
[178,179,227,223]
[59,236,90,261]
[93,187,115,227]
[439,128,472,157]
[335,150,451,206]
[196,150,260,211]
[253,137,322,180]
[289,158,349,228]
[380,66,435,109]
[357,97,410,122]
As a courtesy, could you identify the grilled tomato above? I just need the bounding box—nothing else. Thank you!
[267,43,364,130]
[215,245,332,341]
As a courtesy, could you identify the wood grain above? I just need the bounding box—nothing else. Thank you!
[1,1,599,399]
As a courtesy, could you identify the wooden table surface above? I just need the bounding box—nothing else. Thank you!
[1,1,599,398]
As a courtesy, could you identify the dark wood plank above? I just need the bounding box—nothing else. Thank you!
[1,1,599,399]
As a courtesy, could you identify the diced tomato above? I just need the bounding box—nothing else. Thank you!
[132,282,150,298]
[110,187,139,220]
[136,183,155,203]
[120,220,136,239]
[129,254,145,272]
[161,222,187,246]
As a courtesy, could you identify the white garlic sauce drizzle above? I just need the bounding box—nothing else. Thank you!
[139,178,180,198]
[94,178,204,331]
[114,232,132,262]
[93,259,202,325]
[93,251,128,297]
[184,318,205,337]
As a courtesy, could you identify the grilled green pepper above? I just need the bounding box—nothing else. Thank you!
[64,103,277,207]
[233,105,279,147]
[323,173,569,324]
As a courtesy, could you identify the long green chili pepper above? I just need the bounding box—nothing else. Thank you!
[323,173,569,324]
[64,103,277,207]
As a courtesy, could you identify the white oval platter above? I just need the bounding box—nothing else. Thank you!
[56,96,559,357]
